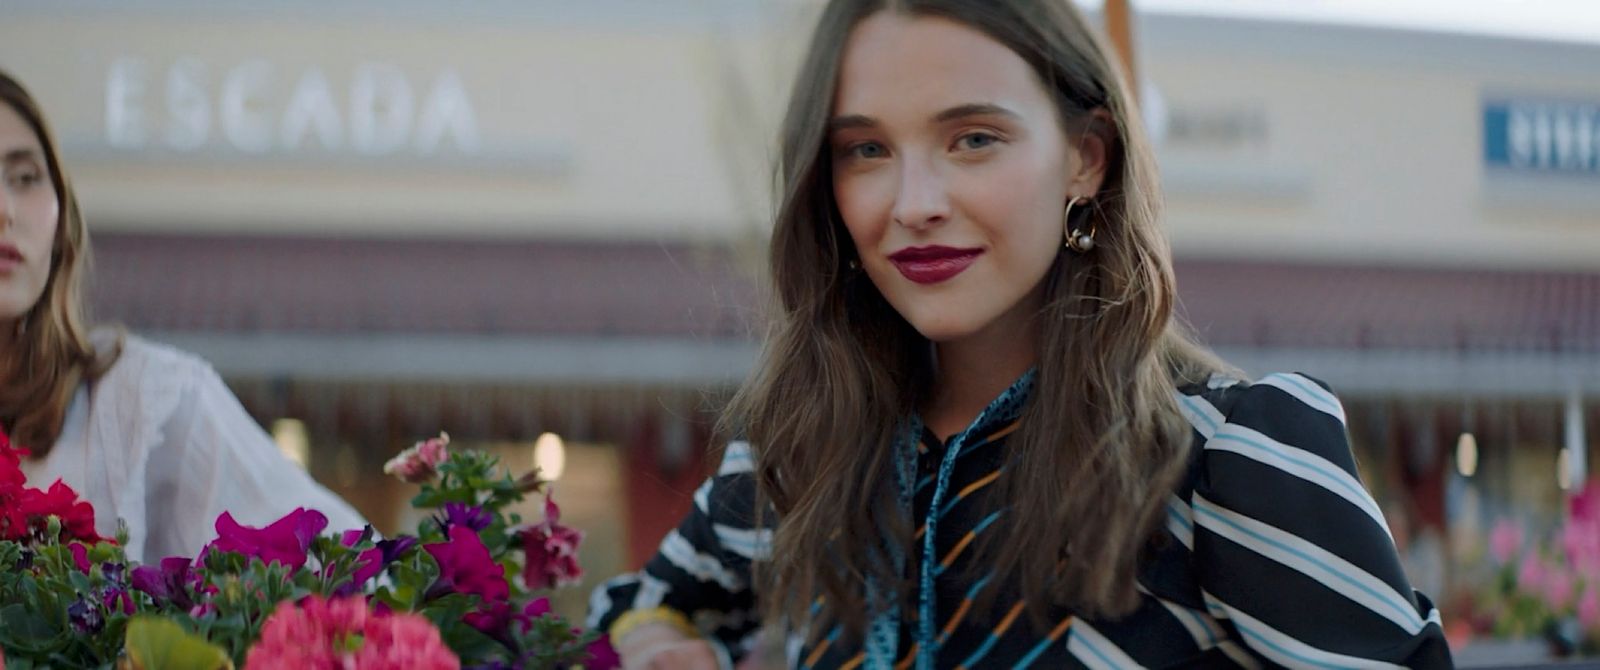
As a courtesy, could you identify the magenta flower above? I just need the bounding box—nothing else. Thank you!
[520,494,584,591]
[512,596,552,634]
[206,508,328,571]
[585,633,622,670]
[69,542,90,574]
[384,433,451,483]
[423,526,510,632]
[1573,479,1600,524]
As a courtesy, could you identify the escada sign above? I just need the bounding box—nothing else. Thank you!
[104,57,482,159]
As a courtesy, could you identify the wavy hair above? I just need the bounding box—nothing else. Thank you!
[0,70,121,454]
[724,0,1236,638]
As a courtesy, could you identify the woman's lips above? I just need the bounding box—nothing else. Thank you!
[887,246,983,285]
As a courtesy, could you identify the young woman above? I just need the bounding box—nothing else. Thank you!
[0,70,365,564]
[591,1,1453,667]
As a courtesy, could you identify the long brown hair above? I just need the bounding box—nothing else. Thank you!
[725,0,1236,637]
[0,70,120,454]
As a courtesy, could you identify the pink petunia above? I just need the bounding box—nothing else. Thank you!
[1564,517,1600,574]
[1518,554,1549,594]
[1545,564,1577,611]
[1489,520,1524,565]
[1582,588,1600,633]
[245,595,458,670]
[383,433,451,483]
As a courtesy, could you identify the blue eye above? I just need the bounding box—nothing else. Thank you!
[850,142,887,159]
[957,132,999,150]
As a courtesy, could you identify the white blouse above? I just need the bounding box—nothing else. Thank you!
[18,334,366,564]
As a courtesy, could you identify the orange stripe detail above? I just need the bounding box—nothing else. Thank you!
[990,601,1027,638]
[840,653,864,670]
[941,598,975,641]
[984,419,1021,443]
[803,637,832,667]
[941,530,979,569]
[914,469,1002,541]
[893,643,920,670]
[1047,615,1075,642]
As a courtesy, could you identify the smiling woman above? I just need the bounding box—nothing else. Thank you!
[0,70,366,564]
[588,1,1454,668]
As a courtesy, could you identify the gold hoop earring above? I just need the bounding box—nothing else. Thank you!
[1063,196,1097,253]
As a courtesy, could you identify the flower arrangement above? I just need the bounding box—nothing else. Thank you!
[0,430,619,669]
[1479,478,1600,655]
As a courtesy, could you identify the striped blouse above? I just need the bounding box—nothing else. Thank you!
[588,373,1454,668]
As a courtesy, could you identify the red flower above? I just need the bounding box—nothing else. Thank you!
[18,479,107,543]
[207,508,328,571]
[520,494,584,591]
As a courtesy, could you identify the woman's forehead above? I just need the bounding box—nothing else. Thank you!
[0,103,45,158]
[831,13,1051,123]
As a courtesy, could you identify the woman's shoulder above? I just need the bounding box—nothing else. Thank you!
[98,331,214,383]
[1174,371,1364,494]
[1175,371,1346,435]
[89,330,222,412]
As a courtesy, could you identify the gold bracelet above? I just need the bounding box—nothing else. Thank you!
[609,606,701,644]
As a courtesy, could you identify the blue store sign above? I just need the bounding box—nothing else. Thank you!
[1484,99,1600,177]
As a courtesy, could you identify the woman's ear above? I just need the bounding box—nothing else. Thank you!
[1067,108,1116,196]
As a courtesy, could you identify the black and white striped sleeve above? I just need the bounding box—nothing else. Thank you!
[1188,373,1453,668]
[586,441,767,660]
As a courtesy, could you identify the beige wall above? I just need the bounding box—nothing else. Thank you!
[3,3,1597,268]
[1143,14,1600,270]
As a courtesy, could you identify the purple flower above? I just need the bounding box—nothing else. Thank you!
[68,596,103,634]
[101,587,134,615]
[377,535,418,564]
[101,561,126,585]
[130,556,198,610]
[206,508,328,571]
[435,502,493,533]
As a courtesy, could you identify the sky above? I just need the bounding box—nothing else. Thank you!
[1076,0,1600,45]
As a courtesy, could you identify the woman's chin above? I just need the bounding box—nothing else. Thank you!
[906,316,982,345]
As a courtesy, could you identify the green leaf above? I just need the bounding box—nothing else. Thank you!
[123,616,235,670]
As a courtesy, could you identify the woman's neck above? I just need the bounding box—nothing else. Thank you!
[925,321,1036,442]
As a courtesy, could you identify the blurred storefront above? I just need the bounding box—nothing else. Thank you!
[3,0,1599,636]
